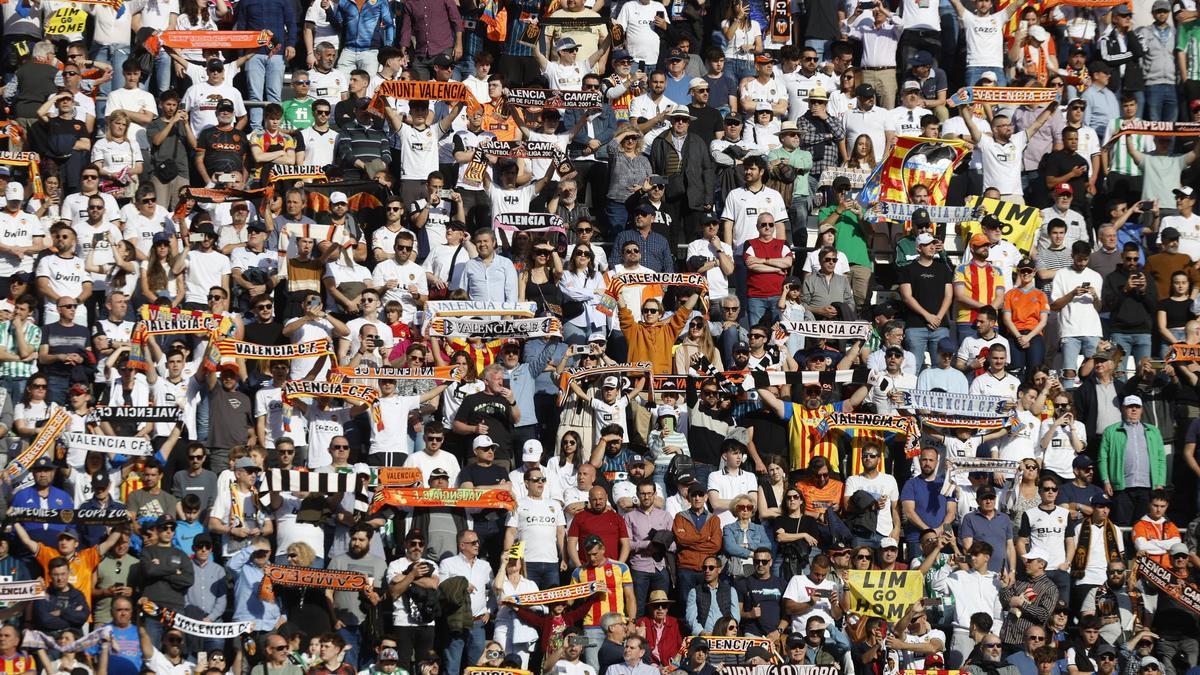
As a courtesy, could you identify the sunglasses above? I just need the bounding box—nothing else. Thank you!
[141,198,156,204]
[983,643,1003,649]
[642,307,661,314]
[396,245,413,251]
[855,554,872,560]
[702,564,720,570]
[753,559,771,565]
[1027,635,1046,642]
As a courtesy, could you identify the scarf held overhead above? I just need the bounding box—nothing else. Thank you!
[369,80,482,115]
[426,301,538,317]
[895,389,1013,417]
[948,86,1059,107]
[141,599,255,639]
[264,564,372,591]
[0,579,46,602]
[428,317,562,339]
[1166,343,1200,363]
[598,272,708,316]
[216,337,333,361]
[257,468,372,514]
[140,305,232,336]
[0,151,45,199]
[157,29,273,49]
[504,580,605,606]
[334,366,464,381]
[1137,556,1200,616]
[369,487,518,513]
[505,88,605,109]
[778,321,872,341]
[558,362,653,404]
[4,408,71,478]
[817,412,920,457]
[22,626,113,654]
[62,432,153,456]
[89,406,184,423]
[7,506,130,525]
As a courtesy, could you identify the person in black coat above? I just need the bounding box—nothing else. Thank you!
[649,108,716,231]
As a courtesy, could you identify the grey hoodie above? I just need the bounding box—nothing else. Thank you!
[1138,23,1178,86]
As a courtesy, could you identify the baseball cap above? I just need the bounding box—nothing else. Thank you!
[602,376,620,389]
[635,202,657,216]
[472,435,497,449]
[937,337,957,354]
[982,215,1003,229]
[745,646,772,662]
[522,439,543,463]
[215,98,235,113]
[193,533,215,549]
[233,457,259,470]
[555,37,579,52]
[0,300,12,314]
[205,58,223,71]
[880,537,899,549]
[4,183,22,202]
[1054,183,1073,195]
[1091,494,1113,507]
[68,383,88,397]
[916,232,936,246]
[911,208,931,228]
[885,346,904,358]
[1170,542,1190,556]
[911,51,933,66]
[969,233,991,248]
[977,486,997,499]
[91,472,111,488]
[785,275,802,287]
[1068,97,1087,108]
[330,191,348,204]
[687,483,708,497]
[754,53,774,64]
[787,634,806,649]
[854,83,877,98]
[152,514,176,529]
[1124,395,1144,407]
[0,167,10,176]
[429,468,450,481]
[1153,0,1171,10]
[1017,257,1035,271]
[733,341,750,353]
[1072,455,1094,469]
[1029,25,1050,43]
[432,53,454,69]
[1096,644,1118,657]
[668,48,687,62]
[583,534,604,550]
[1113,4,1132,15]
[31,456,55,471]
[655,404,678,419]
[902,80,921,92]
[689,77,709,90]
[588,332,606,343]
[1025,547,1049,562]
[1162,226,1183,241]
[1175,186,1196,198]
[191,222,216,238]
[247,222,267,234]
[379,649,401,663]
[979,71,998,83]
[59,527,80,541]
[612,49,632,62]
[689,638,711,654]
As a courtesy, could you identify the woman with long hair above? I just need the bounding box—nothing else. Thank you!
[756,455,789,522]
[1006,458,1042,525]
[605,125,653,231]
[441,350,484,428]
[492,553,538,668]
[92,110,143,201]
[802,224,850,275]
[87,238,138,302]
[851,545,876,570]
[547,430,583,497]
[845,134,877,170]
[828,67,861,118]
[14,374,58,441]
[140,235,184,306]
[559,243,607,344]
[721,0,762,82]
[275,542,334,637]
[519,240,564,317]
[673,316,723,373]
[174,0,219,62]
[1158,270,1197,356]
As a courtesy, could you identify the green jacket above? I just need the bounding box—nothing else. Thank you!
[1097,421,1167,491]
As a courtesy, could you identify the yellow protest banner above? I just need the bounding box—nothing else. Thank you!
[959,196,1043,254]
[847,570,925,622]
[45,8,88,36]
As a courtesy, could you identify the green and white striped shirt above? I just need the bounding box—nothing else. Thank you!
[0,321,41,380]
[1178,21,1200,81]
[1106,118,1154,176]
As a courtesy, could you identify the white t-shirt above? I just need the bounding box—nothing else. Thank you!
[685,238,733,300]
[1050,266,1104,338]
[997,409,1041,462]
[1162,212,1200,261]
[781,69,837,121]
[181,81,247,136]
[398,123,442,181]
[976,131,1027,195]
[1041,418,1087,480]
[119,204,172,259]
[308,68,347,107]
[403,450,462,486]
[0,210,44,276]
[889,105,931,138]
[273,491,326,558]
[488,183,537,218]
[843,105,892,163]
[370,394,421,456]
[616,0,667,65]
[590,396,630,443]
[844,472,900,536]
[969,371,1021,398]
[306,404,354,469]
[1020,505,1070,569]
[783,574,840,631]
[35,254,88,322]
[289,318,338,381]
[707,468,759,526]
[300,127,339,167]
[505,496,565,563]
[62,191,120,228]
[152,376,203,439]
[254,384,308,448]
[962,10,1008,68]
[183,249,232,304]
[545,61,587,91]
[629,93,672,149]
[372,259,427,323]
[721,185,788,250]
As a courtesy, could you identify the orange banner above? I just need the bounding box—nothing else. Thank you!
[369,80,482,116]
[159,30,273,49]
[370,487,517,513]
[375,467,425,487]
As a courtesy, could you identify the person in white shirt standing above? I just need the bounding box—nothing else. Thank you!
[616,0,669,68]
[372,231,428,325]
[0,184,46,298]
[848,0,905,107]
[842,83,893,163]
[171,222,231,310]
[842,441,900,545]
[503,463,567,590]
[960,101,1058,204]
[1049,241,1104,385]
[889,81,931,138]
[951,0,1019,87]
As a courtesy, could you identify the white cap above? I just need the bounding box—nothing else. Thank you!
[588,332,606,343]
[902,80,921,91]
[880,537,899,549]
[472,435,497,449]
[1123,395,1144,407]
[688,77,709,90]
[522,439,543,462]
[980,71,998,82]
[4,183,22,202]
[1029,25,1050,43]
[330,191,348,204]
[0,300,14,313]
[916,233,936,245]
[602,376,620,389]
[655,404,677,419]
[1025,547,1050,562]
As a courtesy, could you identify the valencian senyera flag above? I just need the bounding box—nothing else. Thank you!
[857,136,970,210]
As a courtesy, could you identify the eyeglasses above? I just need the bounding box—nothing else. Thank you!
[1099,656,1118,662]
[315,110,331,115]
[863,452,880,459]
[624,247,640,254]
[1040,486,1058,492]
[1023,464,1039,470]
[387,206,403,212]
[278,448,295,454]
[701,390,719,397]
[983,643,1003,649]
[189,454,205,460]
[526,477,547,483]
[855,554,872,560]
[582,84,601,90]
[292,79,311,84]
[749,334,766,340]
[753,559,771,565]
[426,436,444,443]
[59,303,77,309]
[331,444,350,450]
[141,198,156,204]
[702,564,720,570]
[758,222,774,228]
[462,539,480,545]
[207,294,225,301]
[562,439,577,446]
[1108,568,1127,574]
[723,306,740,312]
[82,175,98,180]
[1027,635,1046,642]
[735,504,753,512]
[396,245,413,251]
[534,249,553,256]
[29,384,45,389]
[87,205,105,210]
[642,307,661,314]
[822,257,838,263]
[786,494,801,501]
[63,71,79,77]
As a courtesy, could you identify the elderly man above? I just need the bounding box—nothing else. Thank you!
[998,548,1059,653]
[1098,395,1166,526]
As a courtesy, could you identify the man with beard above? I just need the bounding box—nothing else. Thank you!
[756,373,870,475]
[960,102,1058,205]
[134,515,194,644]
[138,626,194,673]
[327,524,387,669]
[781,45,837,121]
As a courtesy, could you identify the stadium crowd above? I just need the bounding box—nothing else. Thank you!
[6,0,1200,673]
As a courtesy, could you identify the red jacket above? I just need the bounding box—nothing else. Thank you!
[637,615,684,666]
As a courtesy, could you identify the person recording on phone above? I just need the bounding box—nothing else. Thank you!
[920,537,1001,669]
[1102,243,1158,365]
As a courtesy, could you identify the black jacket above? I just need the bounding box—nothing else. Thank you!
[649,131,715,211]
[1100,27,1147,92]
[1102,267,1158,332]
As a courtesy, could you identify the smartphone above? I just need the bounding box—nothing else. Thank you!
[955,554,969,563]
[1140,200,1155,210]
[188,233,205,243]
[568,635,586,647]
[1081,281,1091,288]
[307,296,321,312]
[438,189,454,199]
[503,377,511,389]
[921,597,940,607]
[1150,359,1166,370]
